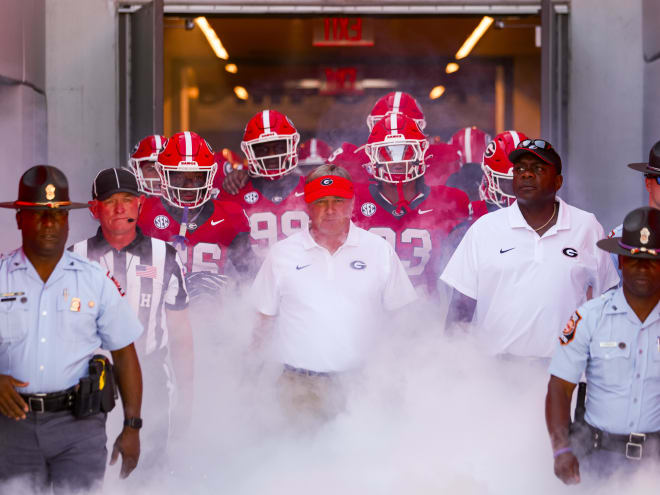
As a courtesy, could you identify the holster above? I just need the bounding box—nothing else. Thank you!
[73,354,117,418]
[568,382,592,457]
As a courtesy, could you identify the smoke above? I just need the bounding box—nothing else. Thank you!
[100,294,660,494]
[4,293,659,494]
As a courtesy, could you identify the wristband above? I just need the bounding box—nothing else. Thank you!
[553,447,572,458]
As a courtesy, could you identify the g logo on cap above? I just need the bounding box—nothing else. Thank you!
[320,178,334,186]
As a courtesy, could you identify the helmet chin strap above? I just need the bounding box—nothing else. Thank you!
[394,181,410,215]
[173,206,189,250]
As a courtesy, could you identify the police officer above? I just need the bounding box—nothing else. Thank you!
[0,166,144,492]
[607,141,660,276]
[546,206,660,484]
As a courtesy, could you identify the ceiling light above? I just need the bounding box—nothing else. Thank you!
[455,16,494,60]
[429,85,446,100]
[234,86,248,100]
[445,63,460,74]
[225,63,237,74]
[195,17,229,60]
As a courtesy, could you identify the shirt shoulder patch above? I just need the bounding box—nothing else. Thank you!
[559,310,582,346]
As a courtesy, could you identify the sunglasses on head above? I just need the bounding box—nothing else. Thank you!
[518,139,553,151]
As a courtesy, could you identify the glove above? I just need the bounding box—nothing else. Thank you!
[184,271,229,302]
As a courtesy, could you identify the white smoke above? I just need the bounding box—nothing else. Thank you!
[97,294,660,494]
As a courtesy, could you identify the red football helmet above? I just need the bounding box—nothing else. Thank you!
[365,113,429,184]
[449,127,492,164]
[366,91,426,132]
[480,130,528,208]
[128,134,167,195]
[298,138,333,167]
[240,110,300,179]
[156,131,217,208]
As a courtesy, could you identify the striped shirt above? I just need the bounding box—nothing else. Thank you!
[70,227,188,356]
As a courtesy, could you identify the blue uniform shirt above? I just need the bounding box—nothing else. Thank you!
[0,249,143,394]
[607,224,623,282]
[549,287,660,434]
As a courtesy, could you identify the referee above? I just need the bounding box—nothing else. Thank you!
[70,168,192,467]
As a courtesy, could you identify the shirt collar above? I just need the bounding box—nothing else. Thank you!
[605,286,660,326]
[302,221,359,250]
[507,196,570,233]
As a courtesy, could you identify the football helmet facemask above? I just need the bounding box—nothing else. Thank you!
[480,130,528,208]
[128,134,167,195]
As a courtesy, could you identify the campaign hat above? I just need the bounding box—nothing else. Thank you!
[0,165,87,210]
[597,206,660,260]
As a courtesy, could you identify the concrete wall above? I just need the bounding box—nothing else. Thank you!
[565,0,645,232]
[45,0,118,246]
[0,0,47,252]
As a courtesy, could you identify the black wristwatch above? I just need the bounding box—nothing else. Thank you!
[124,417,143,429]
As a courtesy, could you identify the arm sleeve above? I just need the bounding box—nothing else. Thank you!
[382,243,418,311]
[250,251,280,316]
[96,272,144,351]
[548,307,591,384]
[164,245,189,310]
[439,222,479,299]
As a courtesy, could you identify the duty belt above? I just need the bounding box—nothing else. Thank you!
[283,364,335,378]
[587,425,660,460]
[20,386,76,413]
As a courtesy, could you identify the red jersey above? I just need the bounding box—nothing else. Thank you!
[328,142,371,184]
[222,174,309,257]
[352,181,469,293]
[138,196,249,274]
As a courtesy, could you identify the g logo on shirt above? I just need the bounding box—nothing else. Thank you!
[350,260,366,270]
[154,215,170,230]
[562,247,578,258]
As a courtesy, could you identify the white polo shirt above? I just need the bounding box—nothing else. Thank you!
[440,198,619,358]
[251,221,417,372]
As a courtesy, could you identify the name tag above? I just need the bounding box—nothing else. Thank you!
[599,341,618,348]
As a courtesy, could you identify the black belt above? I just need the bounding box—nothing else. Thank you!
[283,364,334,378]
[20,387,76,413]
[587,424,660,460]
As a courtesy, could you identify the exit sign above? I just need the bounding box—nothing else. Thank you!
[313,18,374,47]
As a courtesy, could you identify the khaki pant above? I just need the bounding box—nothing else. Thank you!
[277,368,347,429]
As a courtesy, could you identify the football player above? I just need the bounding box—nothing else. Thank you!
[352,113,470,296]
[297,138,333,176]
[221,110,310,257]
[329,91,427,184]
[127,134,167,196]
[138,131,255,298]
[448,126,492,166]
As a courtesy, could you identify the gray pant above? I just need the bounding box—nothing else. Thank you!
[0,410,107,493]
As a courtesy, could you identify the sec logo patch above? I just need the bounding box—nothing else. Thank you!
[244,191,259,204]
[361,202,376,217]
[154,215,170,230]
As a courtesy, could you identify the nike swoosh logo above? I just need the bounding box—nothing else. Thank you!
[296,264,311,270]
[499,247,515,254]
[417,209,433,215]
[294,192,305,197]
[211,219,225,226]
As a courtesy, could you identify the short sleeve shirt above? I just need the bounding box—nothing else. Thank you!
[0,249,143,393]
[549,288,660,434]
[251,221,418,372]
[440,198,620,358]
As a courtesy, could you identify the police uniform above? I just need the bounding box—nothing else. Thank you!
[548,206,660,477]
[0,165,143,492]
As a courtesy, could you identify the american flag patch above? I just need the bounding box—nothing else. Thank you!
[136,264,157,279]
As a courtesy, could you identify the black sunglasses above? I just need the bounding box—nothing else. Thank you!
[518,139,553,151]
